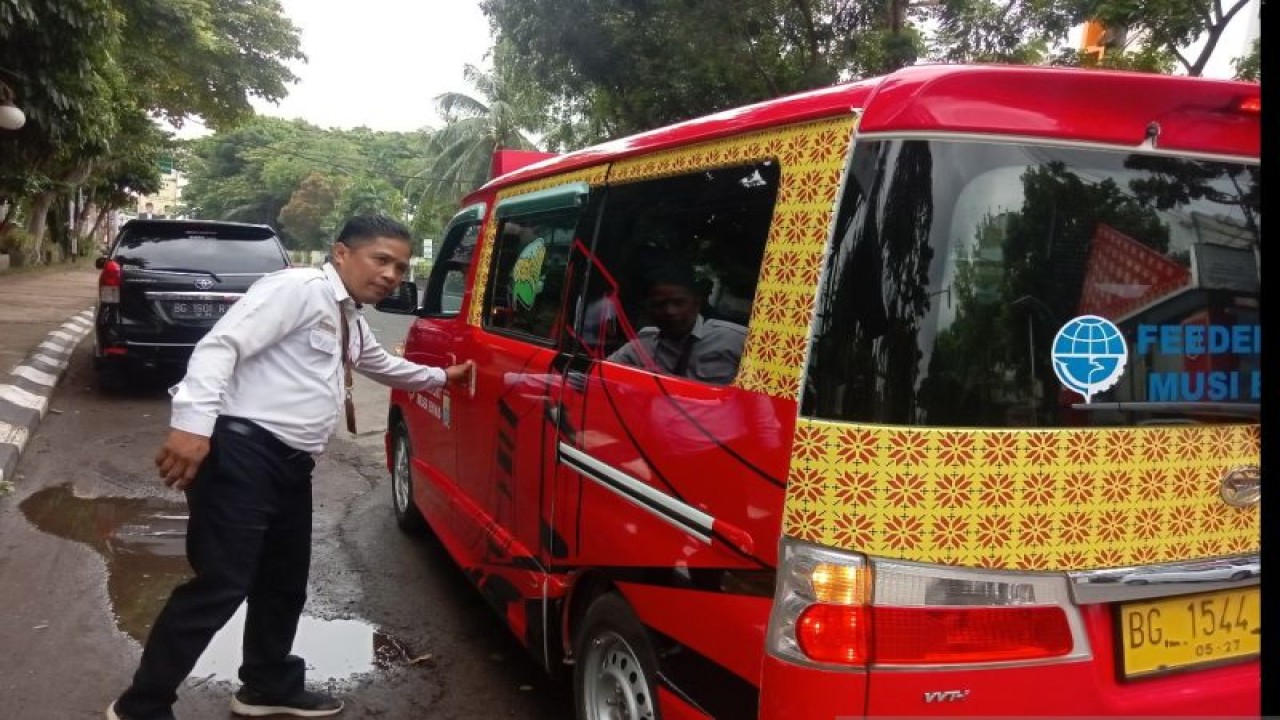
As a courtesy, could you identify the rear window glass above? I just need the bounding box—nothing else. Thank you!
[114,231,288,274]
[804,139,1260,428]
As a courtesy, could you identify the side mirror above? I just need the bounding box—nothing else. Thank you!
[94,256,108,269]
[376,281,419,314]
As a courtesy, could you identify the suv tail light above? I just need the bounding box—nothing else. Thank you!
[767,538,1090,670]
[99,259,122,304]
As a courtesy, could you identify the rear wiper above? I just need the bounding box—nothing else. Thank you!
[141,266,223,283]
[1071,401,1260,419]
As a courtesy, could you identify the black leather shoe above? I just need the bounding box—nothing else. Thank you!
[105,701,176,720]
[230,687,343,717]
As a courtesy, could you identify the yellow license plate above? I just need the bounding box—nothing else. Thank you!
[1119,587,1261,678]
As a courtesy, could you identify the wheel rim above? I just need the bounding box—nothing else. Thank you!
[581,630,655,720]
[393,433,411,513]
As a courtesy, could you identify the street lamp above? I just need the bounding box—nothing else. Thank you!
[0,79,24,131]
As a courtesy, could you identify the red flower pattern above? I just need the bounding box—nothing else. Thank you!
[888,433,930,466]
[983,433,1020,466]
[1023,472,1057,507]
[934,473,972,509]
[932,515,969,550]
[1062,472,1095,506]
[833,471,878,508]
[836,428,879,466]
[886,473,926,508]
[1059,512,1092,545]
[935,432,975,466]
[1138,468,1167,503]
[979,473,1016,507]
[789,467,826,505]
[1097,510,1129,543]
[829,512,875,547]
[1024,433,1060,465]
[1019,512,1055,547]
[1134,507,1163,539]
[792,425,827,462]
[883,515,924,550]
[975,514,1013,548]
[1098,470,1132,505]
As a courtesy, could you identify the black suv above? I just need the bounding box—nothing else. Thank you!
[93,219,291,390]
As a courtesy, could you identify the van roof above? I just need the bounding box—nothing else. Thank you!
[475,64,1259,196]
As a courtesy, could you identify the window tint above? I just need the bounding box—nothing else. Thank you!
[570,161,780,386]
[113,234,287,274]
[423,221,480,316]
[484,211,578,340]
[804,139,1260,427]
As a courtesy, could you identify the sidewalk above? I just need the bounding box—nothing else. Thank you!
[0,263,99,488]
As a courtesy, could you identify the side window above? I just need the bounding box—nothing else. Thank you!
[571,161,780,386]
[484,210,579,341]
[422,219,481,316]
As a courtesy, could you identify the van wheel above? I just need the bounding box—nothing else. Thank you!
[391,423,426,533]
[573,593,661,720]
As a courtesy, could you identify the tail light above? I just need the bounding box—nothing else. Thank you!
[1235,95,1260,114]
[99,259,122,304]
[767,538,1090,670]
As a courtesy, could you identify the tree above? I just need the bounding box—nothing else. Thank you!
[480,0,922,142]
[410,58,541,223]
[278,172,345,250]
[1233,38,1259,80]
[1083,0,1255,77]
[0,0,302,265]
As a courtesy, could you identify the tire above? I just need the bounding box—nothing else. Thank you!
[573,593,661,720]
[390,422,427,533]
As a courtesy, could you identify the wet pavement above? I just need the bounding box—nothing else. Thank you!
[0,312,571,719]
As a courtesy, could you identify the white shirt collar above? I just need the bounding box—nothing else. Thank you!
[321,262,355,307]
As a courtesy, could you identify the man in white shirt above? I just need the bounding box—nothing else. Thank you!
[108,215,472,720]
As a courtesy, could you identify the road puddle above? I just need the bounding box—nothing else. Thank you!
[19,484,412,681]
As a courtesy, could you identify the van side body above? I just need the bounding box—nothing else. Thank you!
[387,64,1260,719]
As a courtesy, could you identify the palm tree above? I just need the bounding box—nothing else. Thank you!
[411,61,543,221]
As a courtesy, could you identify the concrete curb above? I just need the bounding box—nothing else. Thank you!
[0,309,95,488]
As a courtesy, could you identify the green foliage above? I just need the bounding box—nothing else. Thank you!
[1233,38,1260,80]
[0,0,303,264]
[481,0,921,141]
[180,116,433,247]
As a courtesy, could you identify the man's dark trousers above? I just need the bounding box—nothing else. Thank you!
[116,416,316,718]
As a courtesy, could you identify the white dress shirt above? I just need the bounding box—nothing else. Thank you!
[170,262,445,454]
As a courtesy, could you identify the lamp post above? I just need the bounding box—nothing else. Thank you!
[0,76,24,131]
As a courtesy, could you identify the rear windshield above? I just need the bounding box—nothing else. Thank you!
[113,229,288,275]
[804,139,1260,428]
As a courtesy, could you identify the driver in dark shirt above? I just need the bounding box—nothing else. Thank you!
[608,263,746,386]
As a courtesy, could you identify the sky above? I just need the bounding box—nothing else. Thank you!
[182,0,1256,138]
[250,0,492,132]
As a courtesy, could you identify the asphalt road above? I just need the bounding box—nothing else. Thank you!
[0,309,572,719]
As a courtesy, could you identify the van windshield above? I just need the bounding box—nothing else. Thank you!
[803,139,1260,428]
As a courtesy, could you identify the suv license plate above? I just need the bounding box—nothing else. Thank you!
[1119,586,1260,678]
[168,301,231,320]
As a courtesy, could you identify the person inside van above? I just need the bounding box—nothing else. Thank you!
[607,262,746,385]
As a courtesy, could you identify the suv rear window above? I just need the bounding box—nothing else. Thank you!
[804,139,1260,428]
[114,227,288,274]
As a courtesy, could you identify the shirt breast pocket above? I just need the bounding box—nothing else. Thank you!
[303,327,340,377]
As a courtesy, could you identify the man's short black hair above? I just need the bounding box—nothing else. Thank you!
[335,214,413,248]
[643,262,700,294]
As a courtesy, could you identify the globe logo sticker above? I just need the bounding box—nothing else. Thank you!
[1051,315,1128,403]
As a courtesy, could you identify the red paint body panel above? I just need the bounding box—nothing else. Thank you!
[759,655,867,719]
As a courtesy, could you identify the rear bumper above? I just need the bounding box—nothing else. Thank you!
[93,333,196,370]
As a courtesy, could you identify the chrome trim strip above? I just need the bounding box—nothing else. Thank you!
[144,292,244,302]
[558,443,713,543]
[1069,554,1260,604]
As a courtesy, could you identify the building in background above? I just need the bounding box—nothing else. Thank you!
[134,169,185,219]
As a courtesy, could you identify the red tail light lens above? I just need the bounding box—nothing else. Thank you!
[796,604,869,665]
[1236,95,1261,114]
[99,259,122,303]
[873,605,1073,663]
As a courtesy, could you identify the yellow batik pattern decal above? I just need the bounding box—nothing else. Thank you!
[608,115,859,399]
[467,165,610,327]
[783,420,1260,571]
